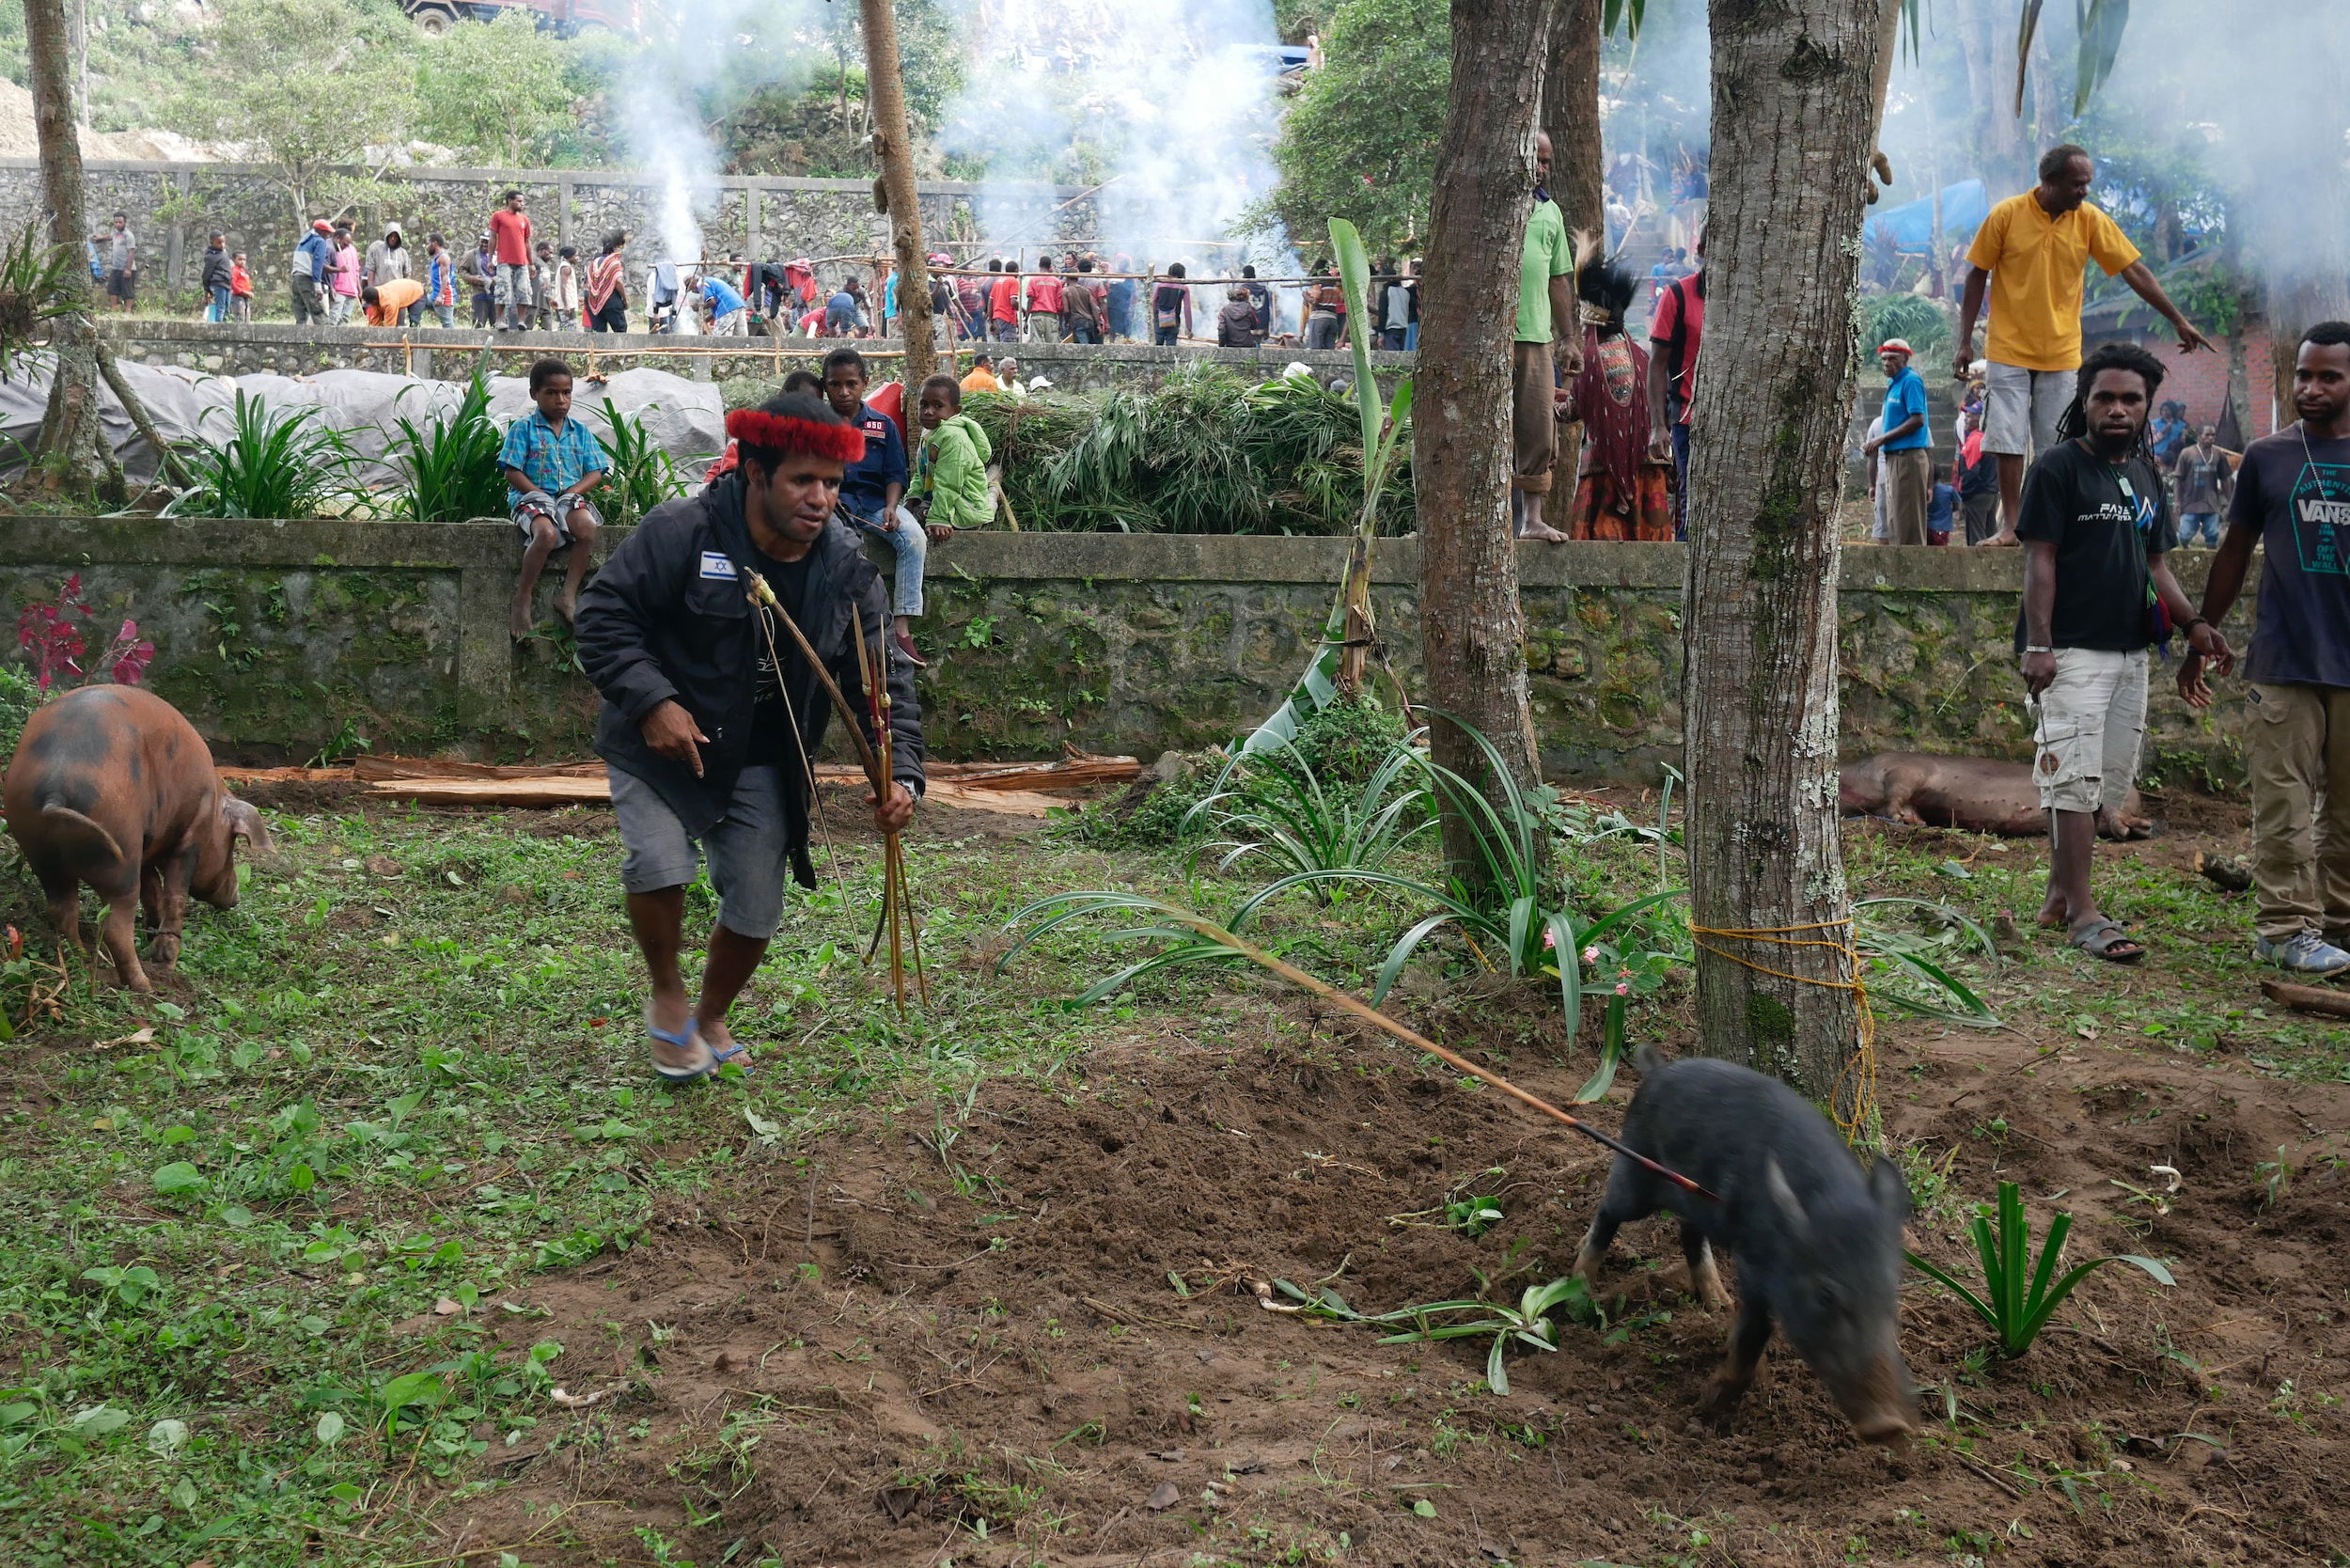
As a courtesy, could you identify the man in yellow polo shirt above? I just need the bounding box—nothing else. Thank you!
[1953,143,2212,546]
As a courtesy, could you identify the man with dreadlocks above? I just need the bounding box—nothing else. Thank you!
[577,390,925,1080]
[1557,259,1675,541]
[2015,341,2230,964]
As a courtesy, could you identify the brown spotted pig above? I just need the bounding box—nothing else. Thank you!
[4,685,271,991]
[1837,751,2151,839]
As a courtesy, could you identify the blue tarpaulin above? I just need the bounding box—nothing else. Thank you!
[1862,179,1990,253]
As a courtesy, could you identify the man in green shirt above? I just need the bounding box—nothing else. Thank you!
[1515,133,1580,543]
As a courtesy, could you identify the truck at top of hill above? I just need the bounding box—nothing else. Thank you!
[400,0,640,38]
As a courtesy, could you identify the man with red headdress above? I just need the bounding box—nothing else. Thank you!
[576,390,926,1082]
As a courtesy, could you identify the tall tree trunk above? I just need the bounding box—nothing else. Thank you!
[1539,0,1602,541]
[1416,0,1559,871]
[23,0,120,503]
[1684,0,1884,1108]
[858,0,935,392]
[1540,0,1605,242]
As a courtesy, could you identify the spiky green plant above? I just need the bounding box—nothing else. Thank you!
[589,401,692,526]
[163,392,364,520]
[1906,1181,2173,1356]
[385,373,507,522]
[0,222,78,379]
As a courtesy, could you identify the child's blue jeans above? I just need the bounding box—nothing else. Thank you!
[851,507,928,617]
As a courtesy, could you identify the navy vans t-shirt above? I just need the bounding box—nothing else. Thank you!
[2232,427,2350,688]
[836,400,908,523]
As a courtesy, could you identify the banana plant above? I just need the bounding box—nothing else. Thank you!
[1240,216,1413,757]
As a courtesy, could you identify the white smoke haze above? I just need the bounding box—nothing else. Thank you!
[937,0,1302,279]
[618,0,839,269]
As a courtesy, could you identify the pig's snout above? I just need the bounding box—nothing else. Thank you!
[1834,1355,1919,1446]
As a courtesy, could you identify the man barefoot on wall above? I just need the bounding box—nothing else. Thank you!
[575,392,924,1080]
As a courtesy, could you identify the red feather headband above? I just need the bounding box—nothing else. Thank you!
[724,409,867,463]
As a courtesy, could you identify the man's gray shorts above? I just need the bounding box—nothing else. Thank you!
[1982,361,2074,458]
[609,764,791,939]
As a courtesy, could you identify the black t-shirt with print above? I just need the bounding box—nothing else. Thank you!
[2011,439,2177,653]
[2230,427,2350,688]
[747,547,814,772]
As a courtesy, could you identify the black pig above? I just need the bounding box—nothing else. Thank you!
[4,685,271,992]
[1573,1044,1918,1445]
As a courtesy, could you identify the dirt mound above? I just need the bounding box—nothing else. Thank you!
[432,995,2350,1566]
[0,78,218,162]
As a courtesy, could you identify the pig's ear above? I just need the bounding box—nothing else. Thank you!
[1869,1157,1913,1222]
[1762,1157,1812,1244]
[222,797,275,856]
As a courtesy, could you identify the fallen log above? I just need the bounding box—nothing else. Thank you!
[354,756,605,782]
[2261,977,2350,1020]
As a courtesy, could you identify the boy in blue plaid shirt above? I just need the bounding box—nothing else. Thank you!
[501,357,611,638]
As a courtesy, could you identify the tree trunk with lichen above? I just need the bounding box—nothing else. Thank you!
[1541,0,1604,243]
[1416,0,1559,875]
[858,0,934,394]
[1684,0,1883,1109]
[23,0,120,503]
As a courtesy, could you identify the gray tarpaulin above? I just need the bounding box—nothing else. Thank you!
[0,356,725,487]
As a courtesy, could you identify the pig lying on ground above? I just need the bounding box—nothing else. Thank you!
[1838,751,2151,839]
[4,686,270,991]
[1574,1044,1918,1445]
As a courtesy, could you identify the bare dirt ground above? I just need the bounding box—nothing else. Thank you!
[427,857,2350,1566]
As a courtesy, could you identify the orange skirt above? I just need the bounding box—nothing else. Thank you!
[1568,462,1675,541]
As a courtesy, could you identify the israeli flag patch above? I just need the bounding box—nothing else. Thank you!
[698,552,738,580]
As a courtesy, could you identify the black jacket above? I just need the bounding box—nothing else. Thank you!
[575,476,924,865]
[200,245,233,291]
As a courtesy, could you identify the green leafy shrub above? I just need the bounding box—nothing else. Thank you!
[1857,291,1952,356]
[965,364,1415,536]
[590,401,693,526]
[164,391,363,519]
[386,373,507,523]
[0,664,36,763]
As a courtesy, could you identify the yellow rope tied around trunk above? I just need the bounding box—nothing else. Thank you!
[1688,919,1877,1140]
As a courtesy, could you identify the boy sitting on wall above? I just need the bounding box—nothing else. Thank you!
[911,375,996,537]
[501,357,611,639]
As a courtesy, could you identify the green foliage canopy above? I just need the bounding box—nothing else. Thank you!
[1254,0,1449,255]
[414,10,585,168]
[167,0,419,224]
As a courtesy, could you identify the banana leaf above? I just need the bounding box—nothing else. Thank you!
[1239,217,1413,756]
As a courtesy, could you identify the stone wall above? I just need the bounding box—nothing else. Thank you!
[97,320,1397,400]
[0,521,2246,786]
[0,159,1093,303]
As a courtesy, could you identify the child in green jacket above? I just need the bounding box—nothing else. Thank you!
[912,375,996,533]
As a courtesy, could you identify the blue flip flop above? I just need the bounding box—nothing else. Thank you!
[646,1007,716,1082]
[706,1037,755,1074]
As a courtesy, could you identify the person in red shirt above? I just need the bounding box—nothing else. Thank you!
[1025,255,1066,343]
[1645,226,1703,540]
[988,259,1020,342]
[488,190,534,333]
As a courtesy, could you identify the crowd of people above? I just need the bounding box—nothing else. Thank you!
[150,194,1431,353]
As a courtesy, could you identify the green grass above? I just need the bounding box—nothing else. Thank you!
[0,785,2337,1564]
[0,808,1182,1566]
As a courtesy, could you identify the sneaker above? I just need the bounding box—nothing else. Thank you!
[891,629,928,668]
[2254,930,2350,977]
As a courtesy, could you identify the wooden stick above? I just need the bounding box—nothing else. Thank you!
[2261,978,2350,1019]
[1165,910,1722,1203]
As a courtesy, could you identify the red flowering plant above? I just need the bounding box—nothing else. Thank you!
[15,574,154,696]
